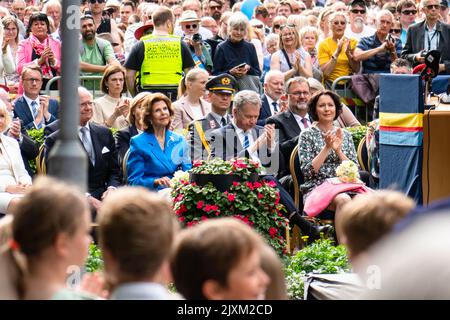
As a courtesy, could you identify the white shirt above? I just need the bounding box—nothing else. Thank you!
[266,95,279,116]
[344,24,376,41]
[22,94,43,129]
[78,123,95,164]
[232,122,258,162]
[293,112,312,131]
[424,23,439,51]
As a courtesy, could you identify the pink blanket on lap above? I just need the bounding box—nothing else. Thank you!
[304,178,371,217]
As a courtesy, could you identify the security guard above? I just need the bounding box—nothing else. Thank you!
[187,74,237,161]
[124,7,195,100]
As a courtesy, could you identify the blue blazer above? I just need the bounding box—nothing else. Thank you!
[127,130,192,190]
[13,96,59,130]
[257,94,273,126]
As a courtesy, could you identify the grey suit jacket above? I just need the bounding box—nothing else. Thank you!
[401,20,450,74]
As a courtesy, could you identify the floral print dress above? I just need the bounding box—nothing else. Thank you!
[298,126,358,199]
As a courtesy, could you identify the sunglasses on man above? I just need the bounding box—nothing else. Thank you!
[401,9,417,15]
[89,0,105,4]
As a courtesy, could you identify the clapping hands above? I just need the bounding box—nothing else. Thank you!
[323,127,343,152]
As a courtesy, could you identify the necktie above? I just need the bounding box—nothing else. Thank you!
[301,117,309,128]
[221,117,227,127]
[80,127,95,166]
[272,101,278,113]
[243,133,250,149]
[31,101,42,129]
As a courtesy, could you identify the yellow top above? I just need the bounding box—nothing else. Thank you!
[318,37,358,83]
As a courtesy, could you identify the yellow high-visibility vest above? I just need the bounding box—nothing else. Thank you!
[140,34,183,88]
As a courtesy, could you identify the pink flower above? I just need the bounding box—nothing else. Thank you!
[269,227,278,238]
[257,193,264,199]
[175,204,187,216]
[228,194,235,202]
[201,215,208,221]
[253,182,262,188]
[196,201,204,209]
[243,216,249,224]
[266,180,277,188]
[210,205,219,211]
[232,182,239,187]
[193,160,202,167]
[178,217,185,223]
[215,211,220,216]
[246,182,254,190]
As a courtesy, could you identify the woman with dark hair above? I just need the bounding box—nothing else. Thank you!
[126,93,192,190]
[17,12,61,93]
[92,65,130,130]
[298,90,358,223]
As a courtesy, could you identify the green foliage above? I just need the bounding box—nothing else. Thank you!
[347,125,367,151]
[26,128,45,174]
[172,158,288,256]
[85,243,104,273]
[284,238,350,300]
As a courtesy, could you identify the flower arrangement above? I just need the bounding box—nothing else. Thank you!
[335,160,360,183]
[171,158,289,255]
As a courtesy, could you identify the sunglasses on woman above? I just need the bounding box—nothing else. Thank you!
[184,24,198,29]
[89,0,105,4]
[390,28,401,34]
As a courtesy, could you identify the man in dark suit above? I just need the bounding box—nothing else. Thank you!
[401,0,450,74]
[0,88,39,176]
[13,65,59,130]
[257,70,285,126]
[187,73,235,161]
[210,89,329,240]
[44,87,121,210]
[266,76,312,178]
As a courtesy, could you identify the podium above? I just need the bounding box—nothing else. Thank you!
[422,109,450,204]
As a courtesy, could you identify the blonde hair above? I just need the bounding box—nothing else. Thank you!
[337,190,415,260]
[127,91,151,125]
[0,102,11,132]
[299,25,319,43]
[279,24,300,50]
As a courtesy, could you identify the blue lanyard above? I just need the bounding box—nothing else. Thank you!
[426,28,439,51]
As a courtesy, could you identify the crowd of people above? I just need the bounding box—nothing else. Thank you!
[0,0,449,300]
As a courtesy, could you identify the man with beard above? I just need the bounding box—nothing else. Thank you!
[205,0,224,22]
[266,76,312,179]
[344,0,376,41]
[80,15,120,80]
[258,70,286,126]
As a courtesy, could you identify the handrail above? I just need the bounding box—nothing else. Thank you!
[330,75,352,93]
[43,75,104,97]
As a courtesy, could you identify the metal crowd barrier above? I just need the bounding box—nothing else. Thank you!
[43,75,105,99]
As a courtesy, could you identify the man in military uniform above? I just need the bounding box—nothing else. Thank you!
[187,73,236,161]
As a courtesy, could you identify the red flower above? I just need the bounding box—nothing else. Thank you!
[193,160,202,167]
[269,227,278,238]
[243,216,249,224]
[246,182,254,190]
[210,205,219,211]
[174,193,184,202]
[257,193,264,199]
[215,211,220,216]
[196,201,204,209]
[201,215,208,221]
[232,182,239,187]
[228,194,235,202]
[178,217,185,223]
[267,180,277,188]
[253,181,262,188]
[175,204,187,216]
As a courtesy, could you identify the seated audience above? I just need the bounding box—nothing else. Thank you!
[115,92,149,168]
[98,187,180,300]
[171,218,270,300]
[92,65,130,130]
[172,68,211,131]
[127,93,192,190]
[298,90,358,227]
[0,102,31,214]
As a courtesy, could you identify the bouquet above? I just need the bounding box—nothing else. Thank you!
[335,160,360,183]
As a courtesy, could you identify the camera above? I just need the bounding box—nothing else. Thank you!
[192,33,202,43]
[385,33,394,43]
[421,50,428,57]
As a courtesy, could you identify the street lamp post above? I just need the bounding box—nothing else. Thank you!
[48,1,87,191]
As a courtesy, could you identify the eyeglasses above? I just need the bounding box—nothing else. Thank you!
[350,9,366,14]
[390,28,401,34]
[184,23,198,29]
[332,21,347,25]
[210,5,222,10]
[401,9,417,15]
[252,24,264,29]
[426,4,440,9]
[80,101,94,107]
[288,91,309,97]
[23,78,42,83]
[273,24,281,29]
[279,24,296,30]
[89,0,105,4]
